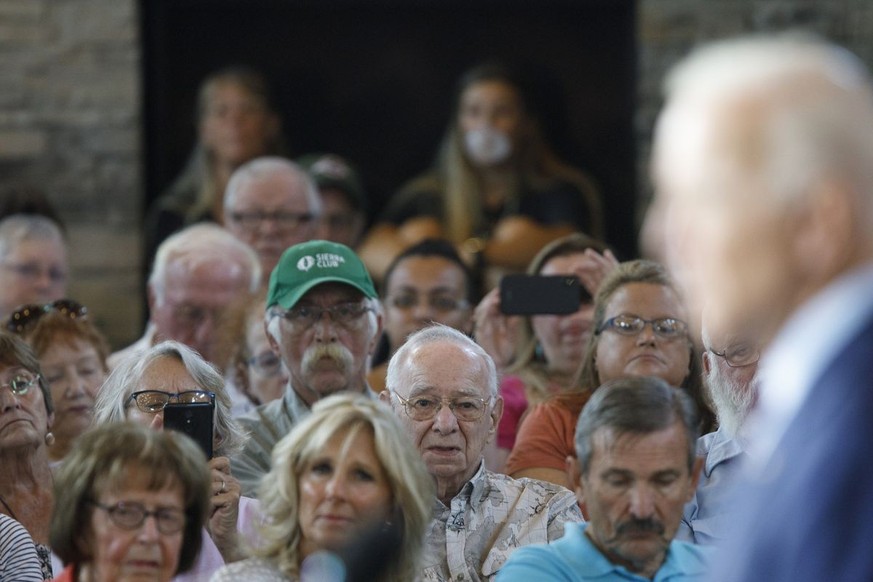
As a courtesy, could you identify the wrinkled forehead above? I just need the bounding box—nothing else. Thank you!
[403,346,490,398]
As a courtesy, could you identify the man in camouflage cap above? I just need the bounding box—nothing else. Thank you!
[382,324,582,581]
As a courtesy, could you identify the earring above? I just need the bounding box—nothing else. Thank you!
[45,432,55,446]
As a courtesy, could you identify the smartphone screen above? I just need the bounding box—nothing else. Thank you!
[499,274,584,315]
[163,402,214,459]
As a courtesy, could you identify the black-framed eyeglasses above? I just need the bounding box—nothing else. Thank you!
[126,390,215,414]
[6,299,87,334]
[271,302,373,330]
[90,500,186,534]
[597,314,688,339]
[394,392,491,422]
[386,293,470,313]
[246,350,282,378]
[0,372,40,396]
[229,210,314,231]
[707,343,760,368]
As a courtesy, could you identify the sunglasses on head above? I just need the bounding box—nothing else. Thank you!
[6,299,88,334]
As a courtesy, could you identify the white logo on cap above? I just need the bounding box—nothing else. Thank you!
[297,256,316,271]
[315,253,346,268]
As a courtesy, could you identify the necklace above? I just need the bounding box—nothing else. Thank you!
[0,493,18,521]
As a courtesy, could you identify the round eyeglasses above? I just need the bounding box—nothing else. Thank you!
[394,392,490,422]
[126,390,215,414]
[707,343,760,368]
[597,314,688,339]
[1,372,39,396]
[90,500,186,534]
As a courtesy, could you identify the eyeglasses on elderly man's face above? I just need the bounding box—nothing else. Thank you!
[126,390,215,414]
[270,301,373,332]
[393,392,491,422]
[707,342,760,368]
[229,210,315,232]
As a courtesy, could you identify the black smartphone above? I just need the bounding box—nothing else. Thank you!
[163,402,214,459]
[499,274,585,315]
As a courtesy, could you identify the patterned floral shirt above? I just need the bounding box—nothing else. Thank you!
[420,463,584,581]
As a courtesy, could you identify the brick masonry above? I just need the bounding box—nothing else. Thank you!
[0,0,871,348]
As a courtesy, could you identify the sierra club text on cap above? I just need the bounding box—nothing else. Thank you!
[267,240,377,310]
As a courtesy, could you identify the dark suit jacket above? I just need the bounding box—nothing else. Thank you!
[712,315,873,581]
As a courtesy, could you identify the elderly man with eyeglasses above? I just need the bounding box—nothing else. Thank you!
[676,308,760,546]
[232,239,383,497]
[382,324,582,581]
[223,156,322,282]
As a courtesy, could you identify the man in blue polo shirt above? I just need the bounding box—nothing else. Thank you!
[497,376,712,581]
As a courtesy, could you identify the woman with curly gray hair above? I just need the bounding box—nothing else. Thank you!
[93,340,255,581]
[211,393,434,581]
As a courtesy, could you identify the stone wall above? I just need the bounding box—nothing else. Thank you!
[1,0,871,348]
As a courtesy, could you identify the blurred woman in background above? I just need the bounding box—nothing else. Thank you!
[8,299,110,463]
[474,233,616,471]
[145,66,285,268]
[359,62,602,288]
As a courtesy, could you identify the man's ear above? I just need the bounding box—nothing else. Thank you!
[379,390,391,404]
[368,309,384,356]
[264,317,281,353]
[702,350,712,375]
[485,396,504,444]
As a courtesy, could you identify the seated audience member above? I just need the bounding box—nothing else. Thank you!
[94,341,255,581]
[212,393,433,581]
[222,290,289,416]
[233,240,383,497]
[497,377,711,581]
[8,299,109,464]
[677,309,760,545]
[109,223,261,369]
[50,423,210,582]
[505,260,714,489]
[382,324,583,581]
[0,214,68,321]
[223,157,322,280]
[474,233,616,471]
[368,238,475,393]
[0,331,57,578]
[298,153,368,248]
[144,66,285,269]
[0,513,43,581]
[358,62,602,288]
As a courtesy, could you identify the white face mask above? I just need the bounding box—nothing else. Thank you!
[464,126,512,166]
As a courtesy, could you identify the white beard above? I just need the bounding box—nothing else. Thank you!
[707,370,758,441]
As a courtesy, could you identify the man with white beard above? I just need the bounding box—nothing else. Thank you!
[231,240,383,496]
[676,309,759,545]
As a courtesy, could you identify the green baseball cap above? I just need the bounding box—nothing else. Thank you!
[267,240,377,309]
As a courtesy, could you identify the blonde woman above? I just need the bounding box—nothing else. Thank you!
[211,393,434,581]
